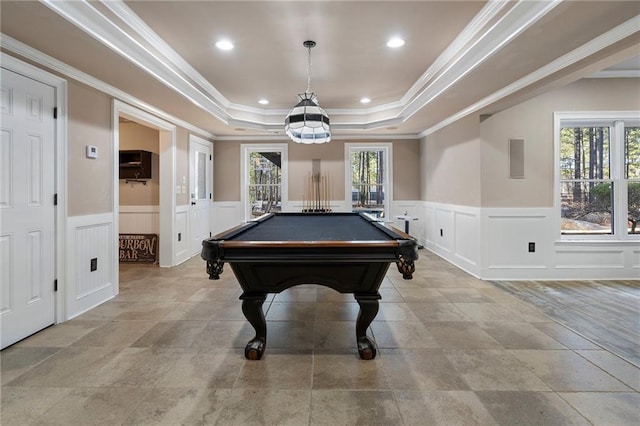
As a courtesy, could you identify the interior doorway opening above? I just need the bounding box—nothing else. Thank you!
[112,100,176,274]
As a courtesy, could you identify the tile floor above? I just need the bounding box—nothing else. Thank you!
[1,251,639,425]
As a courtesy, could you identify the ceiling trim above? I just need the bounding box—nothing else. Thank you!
[401,0,562,121]
[591,69,640,78]
[10,1,637,141]
[40,0,230,123]
[0,33,216,139]
[37,0,564,133]
[400,0,512,106]
[419,14,640,138]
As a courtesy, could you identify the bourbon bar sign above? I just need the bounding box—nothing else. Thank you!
[119,234,158,263]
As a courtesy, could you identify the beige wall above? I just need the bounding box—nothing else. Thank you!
[176,127,190,206]
[68,82,112,216]
[66,80,195,214]
[213,138,421,202]
[213,140,241,201]
[480,78,640,207]
[118,121,160,206]
[421,78,640,208]
[421,115,482,206]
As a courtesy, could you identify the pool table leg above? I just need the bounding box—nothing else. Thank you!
[396,257,415,280]
[240,294,267,360]
[354,293,381,360]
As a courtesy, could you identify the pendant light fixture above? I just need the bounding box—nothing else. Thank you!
[284,40,331,144]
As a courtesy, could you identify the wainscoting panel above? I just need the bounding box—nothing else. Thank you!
[484,210,549,270]
[66,213,116,319]
[632,248,640,269]
[119,205,159,234]
[434,208,454,254]
[555,248,625,269]
[454,210,479,269]
[175,205,189,265]
[422,202,481,277]
[391,201,423,240]
[211,201,244,235]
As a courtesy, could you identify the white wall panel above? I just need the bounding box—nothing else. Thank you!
[434,208,454,253]
[485,211,549,269]
[632,249,640,269]
[67,213,116,319]
[454,211,478,268]
[174,205,189,265]
[421,202,481,277]
[555,249,625,269]
[211,201,243,235]
[391,201,423,239]
[119,205,159,234]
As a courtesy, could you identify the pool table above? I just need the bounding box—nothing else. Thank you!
[201,212,418,360]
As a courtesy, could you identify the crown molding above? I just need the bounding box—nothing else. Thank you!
[419,14,640,138]
[12,0,637,139]
[401,0,562,121]
[0,33,215,139]
[590,70,640,78]
[41,0,230,122]
[37,0,561,133]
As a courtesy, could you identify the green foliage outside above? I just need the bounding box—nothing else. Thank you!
[560,126,640,234]
[590,182,640,233]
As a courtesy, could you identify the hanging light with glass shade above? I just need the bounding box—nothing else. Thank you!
[284,40,331,144]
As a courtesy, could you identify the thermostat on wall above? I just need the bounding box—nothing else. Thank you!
[86,145,98,159]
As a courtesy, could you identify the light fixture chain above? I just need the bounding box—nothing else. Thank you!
[306,44,312,94]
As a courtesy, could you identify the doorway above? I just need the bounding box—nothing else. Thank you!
[112,101,176,268]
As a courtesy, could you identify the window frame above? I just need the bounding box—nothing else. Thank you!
[240,143,288,222]
[344,142,393,220]
[554,111,640,241]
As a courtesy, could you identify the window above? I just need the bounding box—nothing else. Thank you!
[241,144,288,221]
[345,143,392,219]
[555,113,640,238]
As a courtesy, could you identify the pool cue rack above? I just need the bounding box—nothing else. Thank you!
[302,171,332,213]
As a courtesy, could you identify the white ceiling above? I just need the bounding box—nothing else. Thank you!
[1,1,639,140]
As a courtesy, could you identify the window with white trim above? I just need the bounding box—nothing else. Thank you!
[241,144,288,221]
[345,143,392,219]
[556,112,639,238]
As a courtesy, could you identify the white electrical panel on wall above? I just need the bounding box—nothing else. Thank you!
[86,145,98,159]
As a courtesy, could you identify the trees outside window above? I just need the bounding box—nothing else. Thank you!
[346,143,392,219]
[241,144,288,221]
[248,152,282,218]
[557,113,639,238]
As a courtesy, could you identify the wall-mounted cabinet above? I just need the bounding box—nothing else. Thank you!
[119,150,152,179]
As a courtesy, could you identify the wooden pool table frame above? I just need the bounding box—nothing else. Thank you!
[201,212,418,360]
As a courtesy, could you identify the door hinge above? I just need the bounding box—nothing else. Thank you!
[54,279,58,292]
[210,232,212,237]
[209,154,212,161]
[53,107,58,119]
[209,193,212,199]
[53,193,58,206]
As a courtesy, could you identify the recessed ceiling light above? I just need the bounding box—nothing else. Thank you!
[360,97,371,104]
[386,37,405,48]
[215,40,234,50]
[258,99,269,105]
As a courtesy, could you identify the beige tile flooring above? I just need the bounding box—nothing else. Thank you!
[2,251,639,425]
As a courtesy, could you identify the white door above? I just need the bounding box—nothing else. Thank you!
[0,68,56,349]
[189,135,212,256]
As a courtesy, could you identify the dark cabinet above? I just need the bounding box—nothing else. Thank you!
[119,150,152,179]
